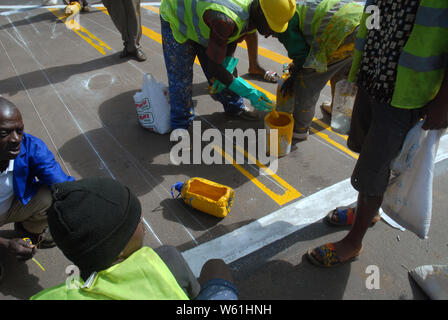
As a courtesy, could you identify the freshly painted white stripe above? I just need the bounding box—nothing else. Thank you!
[183,133,448,276]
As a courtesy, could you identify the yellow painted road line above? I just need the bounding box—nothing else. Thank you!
[138,7,345,145]
[214,145,301,206]
[49,9,111,55]
[312,118,348,141]
[254,86,354,160]
[309,127,358,159]
[98,7,300,205]
[233,144,302,205]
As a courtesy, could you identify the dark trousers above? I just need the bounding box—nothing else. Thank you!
[102,0,142,52]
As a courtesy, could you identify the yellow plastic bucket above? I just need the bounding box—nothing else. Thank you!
[264,111,294,157]
[171,178,235,218]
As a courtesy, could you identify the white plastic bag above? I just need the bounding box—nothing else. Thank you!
[409,265,448,300]
[381,121,444,239]
[133,73,171,134]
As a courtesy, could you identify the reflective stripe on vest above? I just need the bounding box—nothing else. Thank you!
[348,0,448,109]
[415,6,448,28]
[164,0,250,46]
[399,51,448,73]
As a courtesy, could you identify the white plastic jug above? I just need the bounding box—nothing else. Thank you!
[330,79,358,135]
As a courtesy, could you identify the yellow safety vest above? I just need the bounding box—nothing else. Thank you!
[160,0,253,46]
[30,247,189,300]
[297,0,364,72]
[349,0,448,109]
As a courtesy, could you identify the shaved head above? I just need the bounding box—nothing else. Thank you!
[0,97,24,162]
[0,97,21,121]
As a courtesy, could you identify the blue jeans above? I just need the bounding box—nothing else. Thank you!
[161,18,244,130]
[195,279,239,300]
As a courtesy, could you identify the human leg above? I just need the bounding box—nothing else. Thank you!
[161,18,196,130]
[245,32,279,83]
[1,186,54,247]
[195,48,260,120]
[293,58,353,140]
[122,0,143,52]
[308,87,422,266]
[81,0,91,12]
[195,259,239,300]
[102,0,145,60]
[101,0,127,41]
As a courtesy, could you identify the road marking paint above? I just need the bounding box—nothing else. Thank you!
[97,7,301,205]
[0,29,71,176]
[101,6,348,161]
[234,144,302,205]
[309,127,358,159]
[48,8,111,55]
[312,118,348,141]
[0,21,172,246]
[183,133,448,276]
[214,144,302,206]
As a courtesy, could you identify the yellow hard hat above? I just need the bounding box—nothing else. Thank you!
[259,0,296,33]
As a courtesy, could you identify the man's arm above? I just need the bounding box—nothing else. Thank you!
[422,69,448,130]
[154,245,201,299]
[203,10,239,87]
[29,136,75,186]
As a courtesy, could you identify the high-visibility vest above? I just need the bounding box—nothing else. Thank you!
[296,0,363,72]
[160,0,253,47]
[30,247,189,300]
[348,0,448,109]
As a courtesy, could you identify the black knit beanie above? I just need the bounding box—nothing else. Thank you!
[47,177,142,279]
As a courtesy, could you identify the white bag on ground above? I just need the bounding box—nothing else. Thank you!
[381,121,444,239]
[409,265,448,300]
[133,73,171,134]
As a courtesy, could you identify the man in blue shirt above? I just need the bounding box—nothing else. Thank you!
[0,97,74,281]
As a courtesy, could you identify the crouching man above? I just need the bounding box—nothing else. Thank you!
[0,97,74,281]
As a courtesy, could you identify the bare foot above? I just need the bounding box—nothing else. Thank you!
[248,65,265,76]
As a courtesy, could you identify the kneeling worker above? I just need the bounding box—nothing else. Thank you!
[0,97,74,282]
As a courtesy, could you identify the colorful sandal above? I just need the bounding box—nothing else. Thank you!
[324,205,356,226]
[306,243,361,268]
[324,205,378,227]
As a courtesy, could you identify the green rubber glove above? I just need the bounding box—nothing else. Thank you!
[210,57,239,94]
[228,77,274,111]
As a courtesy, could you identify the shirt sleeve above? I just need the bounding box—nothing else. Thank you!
[154,245,201,299]
[277,13,309,68]
[29,137,75,185]
[203,10,238,65]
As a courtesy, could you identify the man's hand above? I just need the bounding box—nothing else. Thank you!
[422,70,448,131]
[250,91,275,111]
[422,99,448,130]
[228,77,274,111]
[7,238,36,261]
[280,73,297,97]
[280,63,299,97]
